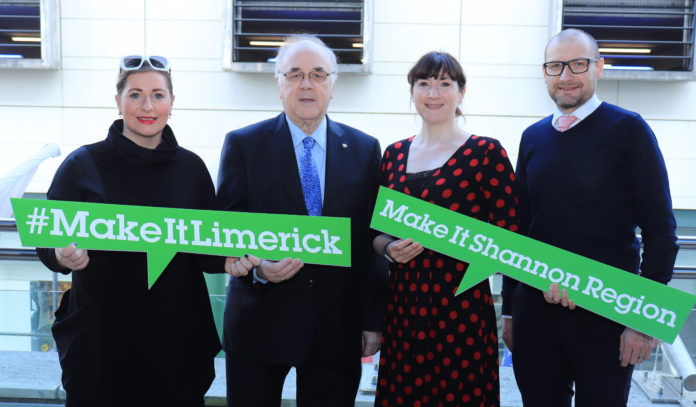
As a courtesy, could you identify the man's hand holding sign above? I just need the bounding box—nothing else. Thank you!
[542,283,576,310]
[12,198,351,288]
[370,186,695,345]
[529,282,656,367]
[504,282,579,351]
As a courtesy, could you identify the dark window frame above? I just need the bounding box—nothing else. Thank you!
[0,0,59,69]
[222,0,373,73]
[552,0,696,80]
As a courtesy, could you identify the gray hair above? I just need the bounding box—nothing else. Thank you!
[545,28,600,60]
[274,35,338,83]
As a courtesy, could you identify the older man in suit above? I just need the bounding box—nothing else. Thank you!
[217,35,386,407]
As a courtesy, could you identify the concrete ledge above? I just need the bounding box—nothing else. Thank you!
[203,361,377,406]
[0,351,672,406]
[0,351,63,402]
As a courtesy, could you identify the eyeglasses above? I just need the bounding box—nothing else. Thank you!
[543,58,598,76]
[120,55,170,73]
[281,70,334,83]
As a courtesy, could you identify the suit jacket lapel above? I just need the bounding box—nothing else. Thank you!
[323,116,348,217]
[268,113,307,214]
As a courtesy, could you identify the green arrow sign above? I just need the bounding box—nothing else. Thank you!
[12,198,351,289]
[370,186,695,344]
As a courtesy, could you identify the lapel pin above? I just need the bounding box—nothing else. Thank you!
[341,143,348,149]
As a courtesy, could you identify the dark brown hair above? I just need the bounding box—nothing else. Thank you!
[407,51,466,116]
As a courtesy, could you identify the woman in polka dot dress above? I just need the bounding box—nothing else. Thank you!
[373,52,521,407]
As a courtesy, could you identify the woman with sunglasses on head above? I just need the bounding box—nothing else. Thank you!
[373,52,521,407]
[36,56,241,407]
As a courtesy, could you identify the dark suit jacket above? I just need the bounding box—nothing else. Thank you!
[217,112,387,365]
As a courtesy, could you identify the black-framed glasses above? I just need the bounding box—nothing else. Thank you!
[543,58,598,76]
[120,55,170,73]
[281,70,334,83]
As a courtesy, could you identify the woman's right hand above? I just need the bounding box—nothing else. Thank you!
[386,238,424,263]
[55,243,89,271]
[225,255,261,277]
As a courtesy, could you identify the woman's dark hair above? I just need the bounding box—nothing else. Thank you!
[116,64,173,97]
[407,51,466,116]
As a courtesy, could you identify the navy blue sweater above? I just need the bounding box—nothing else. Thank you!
[502,102,678,315]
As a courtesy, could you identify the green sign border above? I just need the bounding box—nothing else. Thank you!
[370,187,695,344]
[12,198,351,288]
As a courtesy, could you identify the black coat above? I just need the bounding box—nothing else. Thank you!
[217,113,387,365]
[37,120,224,406]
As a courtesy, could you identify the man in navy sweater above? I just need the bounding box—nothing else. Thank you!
[502,29,679,406]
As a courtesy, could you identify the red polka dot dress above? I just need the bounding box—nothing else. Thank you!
[375,135,520,407]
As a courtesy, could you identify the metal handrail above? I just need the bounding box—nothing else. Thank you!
[0,332,53,338]
[662,335,696,392]
[673,267,696,279]
[0,219,17,231]
[0,248,36,261]
[677,237,696,249]
[3,220,696,274]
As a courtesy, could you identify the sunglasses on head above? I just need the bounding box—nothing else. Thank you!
[119,55,170,73]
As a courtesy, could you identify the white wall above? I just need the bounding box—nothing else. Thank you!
[1,0,694,208]
[0,281,30,351]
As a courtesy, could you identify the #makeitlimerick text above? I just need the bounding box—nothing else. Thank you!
[378,199,677,329]
[13,198,352,288]
[37,208,343,255]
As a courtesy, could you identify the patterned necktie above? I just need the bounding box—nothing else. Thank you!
[300,137,322,216]
[556,115,578,132]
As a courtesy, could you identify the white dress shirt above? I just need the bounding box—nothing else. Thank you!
[286,115,327,202]
[552,94,602,131]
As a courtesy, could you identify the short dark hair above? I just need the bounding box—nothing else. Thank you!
[116,63,173,96]
[407,51,467,116]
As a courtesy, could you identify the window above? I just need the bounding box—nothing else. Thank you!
[555,0,696,79]
[0,0,59,69]
[223,0,371,72]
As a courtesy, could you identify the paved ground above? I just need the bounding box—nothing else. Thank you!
[0,351,693,406]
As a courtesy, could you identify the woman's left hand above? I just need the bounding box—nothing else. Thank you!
[387,238,424,263]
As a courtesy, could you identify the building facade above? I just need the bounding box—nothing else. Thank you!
[0,0,694,209]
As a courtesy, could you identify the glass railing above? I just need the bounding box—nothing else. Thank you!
[1,220,695,404]
[1,225,695,355]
